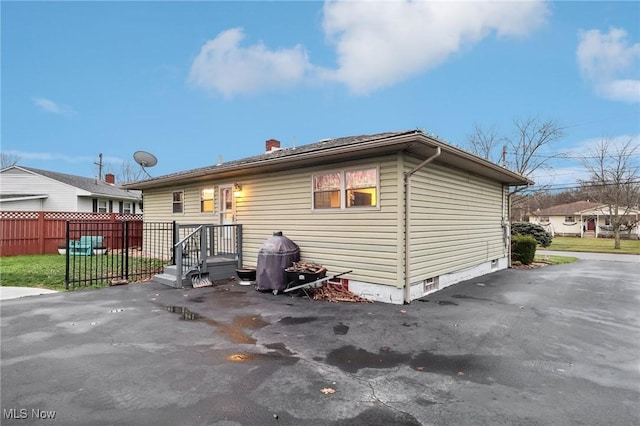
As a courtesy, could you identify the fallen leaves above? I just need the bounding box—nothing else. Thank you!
[320,387,336,395]
[312,285,372,303]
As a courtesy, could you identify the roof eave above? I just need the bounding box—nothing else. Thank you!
[124,133,531,190]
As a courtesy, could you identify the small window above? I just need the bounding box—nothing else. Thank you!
[565,216,576,223]
[539,216,549,223]
[97,200,108,213]
[201,188,214,213]
[172,191,184,214]
[122,202,132,214]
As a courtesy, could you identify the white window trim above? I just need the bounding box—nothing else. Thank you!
[200,186,215,214]
[97,199,108,213]
[122,201,132,214]
[172,190,185,215]
[311,165,380,211]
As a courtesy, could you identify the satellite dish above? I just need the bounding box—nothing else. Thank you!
[133,151,158,178]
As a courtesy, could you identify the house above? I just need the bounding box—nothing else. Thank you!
[0,166,142,213]
[124,130,531,304]
[529,201,640,239]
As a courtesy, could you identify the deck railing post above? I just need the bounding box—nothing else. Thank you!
[236,225,243,267]
[200,227,207,265]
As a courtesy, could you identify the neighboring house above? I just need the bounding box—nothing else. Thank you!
[529,201,640,239]
[124,130,531,304]
[0,166,142,213]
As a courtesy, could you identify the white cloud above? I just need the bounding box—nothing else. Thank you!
[188,1,549,97]
[7,150,94,164]
[188,28,312,97]
[32,97,75,115]
[321,0,550,94]
[577,28,640,103]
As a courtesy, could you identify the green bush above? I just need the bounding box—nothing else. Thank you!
[511,234,537,265]
[511,222,552,247]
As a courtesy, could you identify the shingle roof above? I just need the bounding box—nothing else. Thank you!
[137,131,412,183]
[124,130,532,190]
[19,167,141,200]
[530,201,602,216]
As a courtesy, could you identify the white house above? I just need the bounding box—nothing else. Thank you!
[529,201,640,239]
[0,166,142,214]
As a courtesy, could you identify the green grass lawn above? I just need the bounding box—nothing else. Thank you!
[1,254,67,291]
[533,254,578,265]
[1,254,167,291]
[545,236,640,255]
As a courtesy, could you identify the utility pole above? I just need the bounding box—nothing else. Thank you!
[95,153,103,180]
[502,145,507,168]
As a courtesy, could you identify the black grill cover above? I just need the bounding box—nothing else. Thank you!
[256,232,300,291]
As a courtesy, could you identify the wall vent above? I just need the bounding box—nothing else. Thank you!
[423,277,439,293]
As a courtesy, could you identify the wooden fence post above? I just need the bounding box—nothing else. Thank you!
[38,211,45,254]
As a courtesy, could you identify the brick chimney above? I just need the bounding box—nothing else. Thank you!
[105,173,115,184]
[266,139,281,153]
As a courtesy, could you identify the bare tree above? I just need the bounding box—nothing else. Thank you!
[467,123,503,163]
[579,137,640,249]
[116,160,146,184]
[507,117,566,184]
[1,152,20,169]
[467,117,566,183]
[467,117,567,221]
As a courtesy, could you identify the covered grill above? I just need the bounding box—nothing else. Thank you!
[256,232,300,292]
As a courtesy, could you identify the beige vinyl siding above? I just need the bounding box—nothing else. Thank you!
[142,184,221,224]
[408,158,507,282]
[237,154,402,286]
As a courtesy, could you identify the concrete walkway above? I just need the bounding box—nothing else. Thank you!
[0,286,58,300]
[537,249,640,263]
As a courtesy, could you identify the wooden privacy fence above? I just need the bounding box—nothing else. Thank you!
[0,211,143,256]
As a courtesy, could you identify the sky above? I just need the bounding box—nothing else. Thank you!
[2,0,639,191]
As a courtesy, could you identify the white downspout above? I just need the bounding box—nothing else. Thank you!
[404,147,441,304]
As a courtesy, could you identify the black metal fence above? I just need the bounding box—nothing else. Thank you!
[64,221,174,289]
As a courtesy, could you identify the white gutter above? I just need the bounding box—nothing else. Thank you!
[404,147,441,304]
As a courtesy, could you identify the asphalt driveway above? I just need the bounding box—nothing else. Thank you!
[1,257,639,425]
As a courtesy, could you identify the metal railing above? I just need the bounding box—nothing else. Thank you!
[173,224,243,281]
[65,221,174,289]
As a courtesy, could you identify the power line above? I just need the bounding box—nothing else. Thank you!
[505,151,640,160]
[521,180,640,193]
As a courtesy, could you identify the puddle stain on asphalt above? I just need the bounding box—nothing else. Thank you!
[333,323,350,335]
[435,300,458,306]
[278,316,317,325]
[325,345,513,386]
[325,345,411,373]
[336,406,421,426]
[451,294,497,303]
[165,306,268,344]
[411,351,508,386]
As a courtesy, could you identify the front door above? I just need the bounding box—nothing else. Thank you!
[219,185,235,254]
